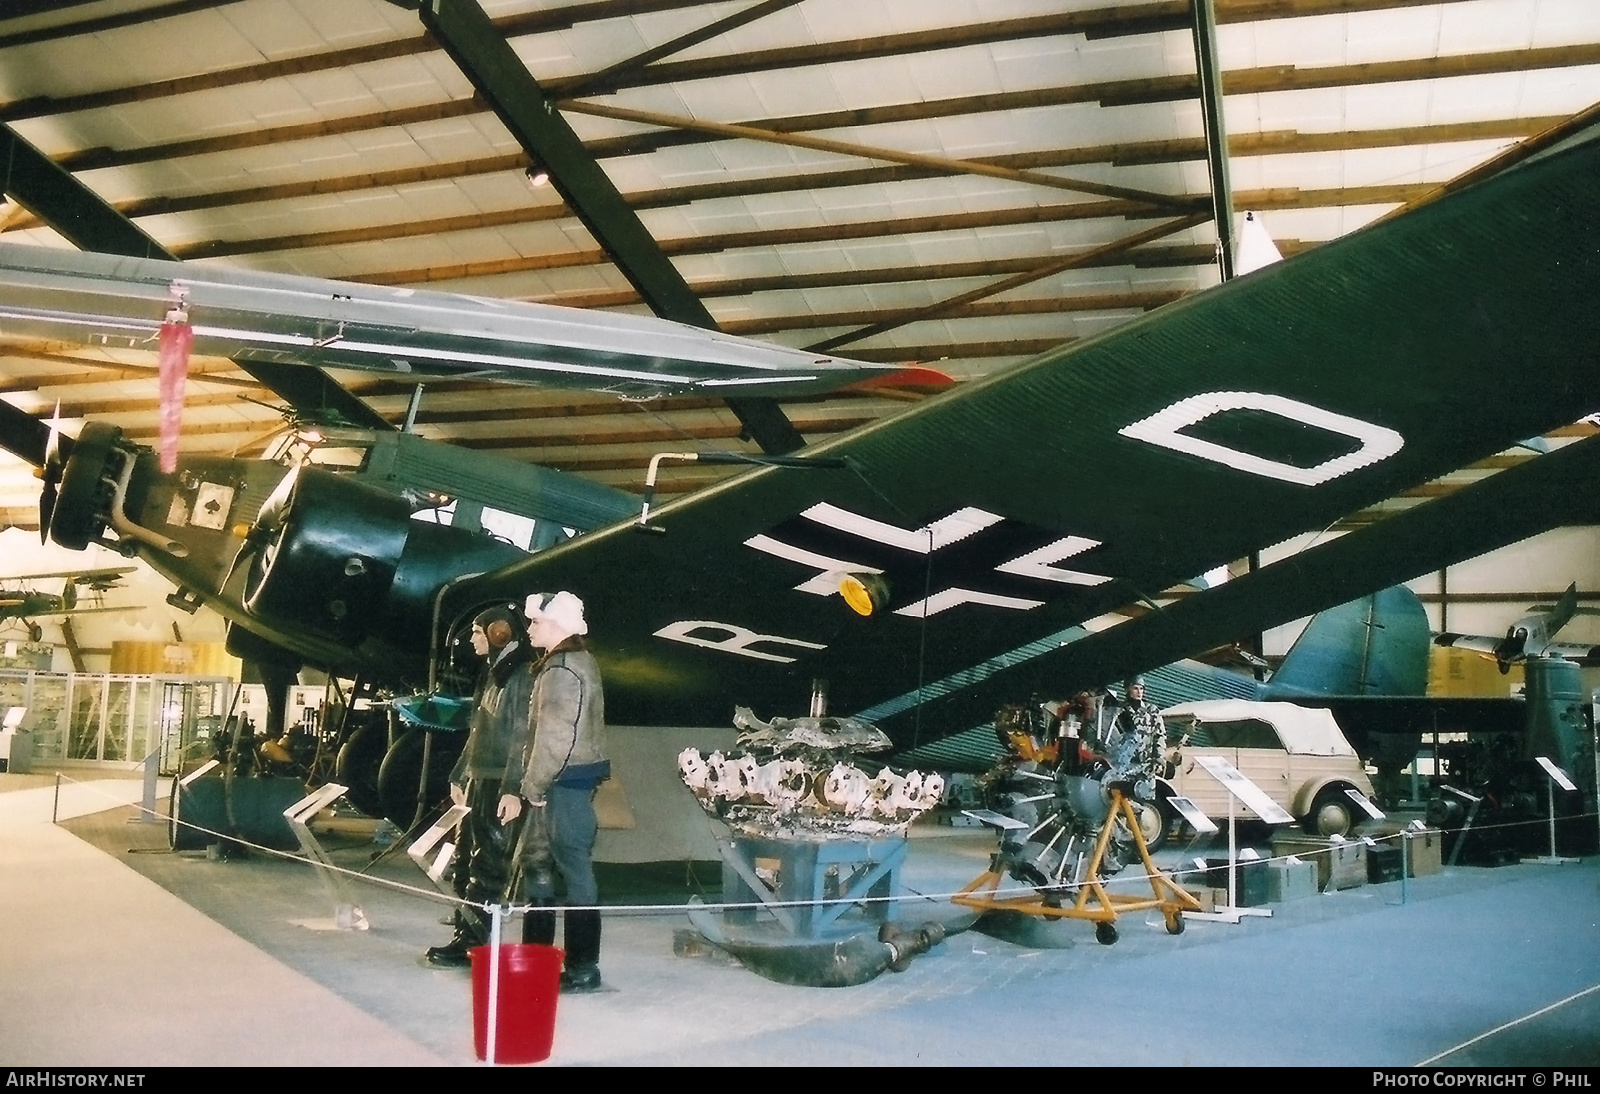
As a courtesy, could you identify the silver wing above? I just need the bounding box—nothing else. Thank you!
[0,243,932,399]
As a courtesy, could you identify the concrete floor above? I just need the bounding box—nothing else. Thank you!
[2,772,1598,1067]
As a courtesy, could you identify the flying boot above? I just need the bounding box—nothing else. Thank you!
[522,900,557,947]
[426,905,487,967]
[559,909,602,992]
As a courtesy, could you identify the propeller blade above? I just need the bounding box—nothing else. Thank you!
[38,477,57,545]
[38,401,63,544]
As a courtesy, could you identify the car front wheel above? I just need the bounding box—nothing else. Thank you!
[1306,787,1356,838]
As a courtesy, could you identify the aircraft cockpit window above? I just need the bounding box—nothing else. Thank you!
[268,430,374,470]
[480,507,537,551]
[304,445,370,470]
[411,498,458,526]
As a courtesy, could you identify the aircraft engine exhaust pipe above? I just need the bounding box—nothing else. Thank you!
[685,897,956,986]
[104,446,190,558]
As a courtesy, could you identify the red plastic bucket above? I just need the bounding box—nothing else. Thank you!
[470,943,563,1064]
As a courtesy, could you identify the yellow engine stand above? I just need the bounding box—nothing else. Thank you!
[953,788,1200,943]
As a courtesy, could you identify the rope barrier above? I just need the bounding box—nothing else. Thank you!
[46,772,1598,921]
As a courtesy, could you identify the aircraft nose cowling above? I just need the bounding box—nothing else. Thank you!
[243,467,408,647]
[45,421,125,552]
[1493,626,1530,673]
[240,466,528,657]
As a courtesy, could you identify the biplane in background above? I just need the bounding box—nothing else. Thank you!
[0,566,135,642]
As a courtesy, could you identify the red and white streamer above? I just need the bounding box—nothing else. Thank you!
[157,305,192,474]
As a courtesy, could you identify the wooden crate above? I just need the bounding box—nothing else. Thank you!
[1270,834,1367,892]
[1403,827,1444,877]
[1266,858,1318,902]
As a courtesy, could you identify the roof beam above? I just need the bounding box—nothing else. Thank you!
[411,0,704,324]
[718,290,1184,337]
[28,1,1523,171]
[446,415,874,453]
[532,245,1303,308]
[561,0,808,98]
[16,116,1541,233]
[845,340,1071,363]
[41,390,256,420]
[12,117,1549,242]
[584,44,1600,159]
[416,0,801,455]
[563,99,1201,212]
[335,182,1413,288]
[46,38,1581,176]
[806,213,1207,352]
[0,0,721,121]
[6,0,1448,119]
[0,125,157,257]
[0,351,260,393]
[0,1,250,49]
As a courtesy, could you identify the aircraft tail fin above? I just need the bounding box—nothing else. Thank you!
[1264,586,1430,697]
[1539,582,1580,636]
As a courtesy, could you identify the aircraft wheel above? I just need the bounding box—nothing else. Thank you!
[1307,788,1356,838]
[1094,921,1118,946]
[167,776,190,851]
[334,725,387,819]
[1165,911,1185,936]
[377,727,463,830]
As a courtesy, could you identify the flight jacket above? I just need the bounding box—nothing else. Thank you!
[449,641,534,787]
[508,637,608,803]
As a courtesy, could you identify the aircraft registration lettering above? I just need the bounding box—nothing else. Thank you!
[1118,391,1404,486]
[893,588,1043,618]
[654,620,826,663]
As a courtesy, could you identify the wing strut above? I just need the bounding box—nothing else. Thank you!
[1190,0,1235,280]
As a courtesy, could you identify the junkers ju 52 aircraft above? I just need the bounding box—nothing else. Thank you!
[2,114,1600,823]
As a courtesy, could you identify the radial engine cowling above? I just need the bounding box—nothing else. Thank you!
[242,466,525,652]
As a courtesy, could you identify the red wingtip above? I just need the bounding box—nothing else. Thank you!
[844,365,957,393]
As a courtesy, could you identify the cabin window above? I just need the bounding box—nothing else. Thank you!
[411,498,458,526]
[480,507,537,551]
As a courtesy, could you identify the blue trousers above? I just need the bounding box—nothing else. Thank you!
[515,784,599,907]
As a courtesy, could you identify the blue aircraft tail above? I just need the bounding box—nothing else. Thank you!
[1263,585,1431,698]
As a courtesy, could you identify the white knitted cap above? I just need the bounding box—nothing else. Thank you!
[524,590,588,637]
